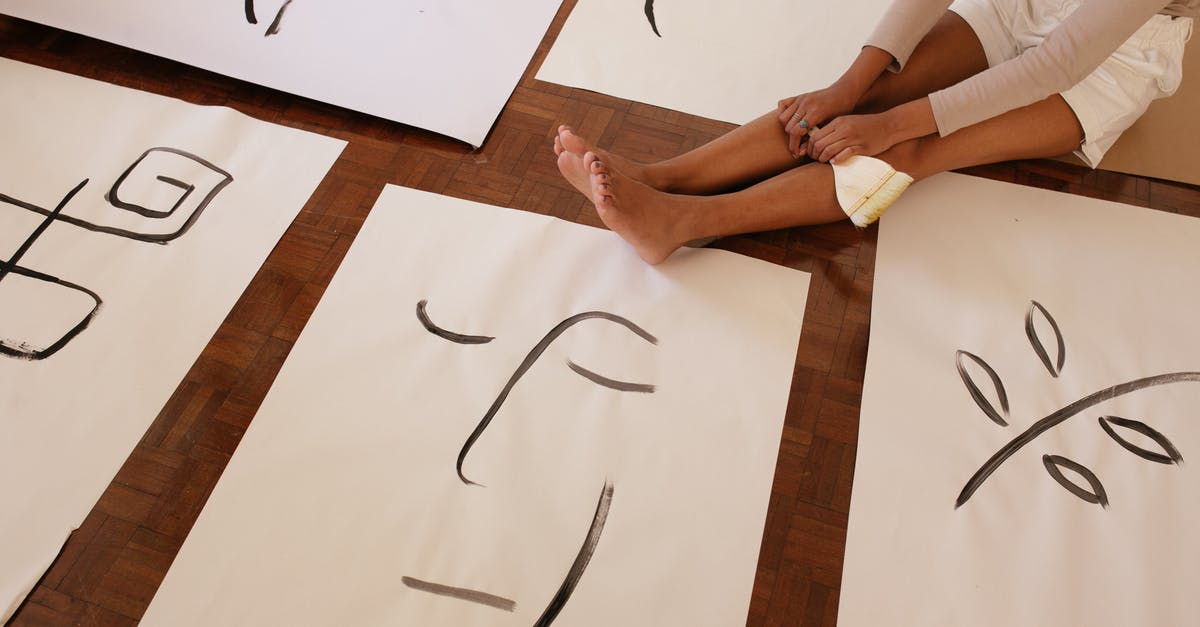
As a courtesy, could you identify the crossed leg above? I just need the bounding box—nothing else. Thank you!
[555,12,1085,264]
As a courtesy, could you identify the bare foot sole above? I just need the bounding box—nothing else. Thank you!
[587,152,699,265]
[555,142,592,199]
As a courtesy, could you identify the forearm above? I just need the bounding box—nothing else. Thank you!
[833,46,896,104]
[883,98,938,145]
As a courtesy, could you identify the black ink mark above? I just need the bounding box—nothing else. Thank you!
[0,181,103,360]
[956,350,1010,426]
[401,576,517,612]
[644,0,661,37]
[1099,416,1184,464]
[1026,300,1065,377]
[534,480,614,627]
[1043,454,1109,507]
[2,147,230,359]
[0,180,85,284]
[955,372,1200,508]
[417,300,495,345]
[245,0,258,24]
[265,0,294,37]
[456,312,657,486]
[567,360,655,393]
[100,147,233,241]
[0,267,102,361]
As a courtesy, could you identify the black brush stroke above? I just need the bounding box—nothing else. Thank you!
[956,350,1010,426]
[0,148,233,245]
[644,0,661,37]
[567,360,655,393]
[416,300,494,345]
[1099,416,1183,464]
[1026,300,1065,377]
[0,180,85,283]
[0,181,100,360]
[105,147,232,229]
[1042,454,1109,507]
[245,0,258,23]
[956,372,1200,508]
[457,312,657,485]
[0,266,102,361]
[534,480,614,627]
[401,576,516,612]
[265,0,294,36]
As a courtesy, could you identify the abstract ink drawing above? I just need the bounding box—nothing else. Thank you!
[405,301,655,624]
[0,147,232,360]
[954,300,1196,509]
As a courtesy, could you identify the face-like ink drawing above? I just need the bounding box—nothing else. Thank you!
[244,0,295,37]
[954,300,1196,509]
[0,147,232,360]
[405,299,657,625]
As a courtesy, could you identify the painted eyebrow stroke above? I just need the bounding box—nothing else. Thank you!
[416,299,495,345]
[567,360,656,393]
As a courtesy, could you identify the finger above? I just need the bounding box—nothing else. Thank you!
[777,96,796,114]
[818,139,852,164]
[788,128,803,158]
[831,146,859,165]
[779,100,800,125]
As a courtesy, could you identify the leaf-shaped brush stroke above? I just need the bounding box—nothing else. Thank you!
[644,0,662,37]
[1099,416,1184,464]
[1026,301,1065,377]
[956,350,1010,426]
[1043,454,1108,507]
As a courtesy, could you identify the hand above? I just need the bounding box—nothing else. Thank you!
[806,112,898,164]
[777,82,859,158]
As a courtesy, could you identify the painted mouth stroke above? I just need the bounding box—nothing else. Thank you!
[954,300,1195,509]
[405,300,656,624]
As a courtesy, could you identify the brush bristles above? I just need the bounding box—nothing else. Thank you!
[832,156,913,227]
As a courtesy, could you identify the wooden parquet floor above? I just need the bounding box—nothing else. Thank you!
[3,3,1199,625]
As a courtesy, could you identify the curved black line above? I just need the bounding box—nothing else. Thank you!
[245,0,258,23]
[0,266,103,361]
[567,360,655,393]
[1042,454,1108,507]
[955,372,1200,508]
[534,480,614,627]
[0,180,101,360]
[401,576,516,612]
[416,300,494,345]
[457,312,657,485]
[955,350,1009,426]
[1026,301,1065,377]
[644,0,661,37]
[1099,416,1183,464]
[265,0,294,36]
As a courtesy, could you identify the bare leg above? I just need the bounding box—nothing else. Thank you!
[589,95,1083,264]
[556,12,988,197]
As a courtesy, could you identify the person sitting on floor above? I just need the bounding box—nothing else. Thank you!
[553,0,1196,264]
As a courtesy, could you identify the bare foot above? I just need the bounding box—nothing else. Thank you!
[586,152,703,265]
[554,125,657,193]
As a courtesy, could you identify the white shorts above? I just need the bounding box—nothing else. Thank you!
[949,0,1193,167]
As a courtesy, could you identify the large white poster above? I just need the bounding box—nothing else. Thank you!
[538,0,892,124]
[0,0,562,147]
[0,58,345,620]
[840,173,1200,626]
[141,186,810,626]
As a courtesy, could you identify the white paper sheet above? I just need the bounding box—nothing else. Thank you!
[141,186,810,626]
[0,58,345,621]
[537,0,892,125]
[840,173,1200,626]
[0,0,562,147]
